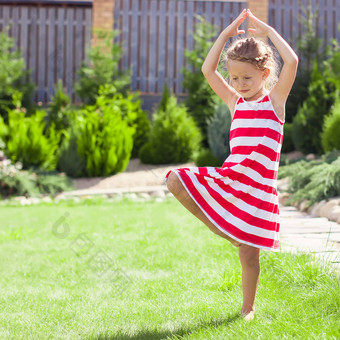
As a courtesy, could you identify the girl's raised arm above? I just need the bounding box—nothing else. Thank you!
[247,9,299,104]
[201,9,248,113]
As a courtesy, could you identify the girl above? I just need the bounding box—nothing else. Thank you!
[165,9,298,320]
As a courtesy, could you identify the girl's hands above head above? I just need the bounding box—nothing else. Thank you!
[223,9,248,37]
[247,9,272,37]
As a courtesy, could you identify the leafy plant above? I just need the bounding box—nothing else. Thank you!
[182,16,219,147]
[0,29,36,121]
[194,148,223,167]
[98,84,150,158]
[75,30,130,105]
[75,88,135,177]
[292,60,337,154]
[207,101,231,162]
[321,98,340,152]
[47,79,73,131]
[0,98,61,171]
[139,86,202,164]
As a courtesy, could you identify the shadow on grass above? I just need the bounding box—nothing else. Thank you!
[92,313,241,340]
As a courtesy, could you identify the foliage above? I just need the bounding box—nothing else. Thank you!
[321,98,340,152]
[0,29,36,122]
[47,79,73,131]
[285,1,323,123]
[0,155,72,197]
[0,99,61,171]
[98,84,150,158]
[139,86,201,164]
[281,122,295,153]
[194,147,223,167]
[182,16,218,147]
[57,127,86,178]
[278,155,340,206]
[207,101,231,162]
[75,87,135,177]
[75,30,130,105]
[292,60,337,154]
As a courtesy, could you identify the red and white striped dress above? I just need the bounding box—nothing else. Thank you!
[165,94,284,251]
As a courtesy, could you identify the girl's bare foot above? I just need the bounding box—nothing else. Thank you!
[241,310,255,321]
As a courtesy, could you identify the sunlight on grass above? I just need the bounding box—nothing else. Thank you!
[0,197,339,339]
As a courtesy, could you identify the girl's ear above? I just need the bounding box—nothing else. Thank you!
[263,68,270,80]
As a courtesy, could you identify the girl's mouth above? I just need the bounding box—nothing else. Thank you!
[240,90,249,93]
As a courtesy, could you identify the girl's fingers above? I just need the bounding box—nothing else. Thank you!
[238,30,246,34]
[248,28,256,33]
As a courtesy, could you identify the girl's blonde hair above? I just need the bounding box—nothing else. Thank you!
[224,37,281,90]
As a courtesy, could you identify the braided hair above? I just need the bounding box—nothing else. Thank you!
[224,37,280,90]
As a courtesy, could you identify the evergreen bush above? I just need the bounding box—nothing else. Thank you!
[292,61,337,154]
[47,79,74,132]
[0,98,61,171]
[57,127,86,178]
[75,88,135,177]
[182,16,218,147]
[194,148,223,167]
[282,123,295,153]
[207,101,231,162]
[98,84,150,158]
[321,98,340,152]
[75,30,129,105]
[139,86,201,164]
[0,30,35,121]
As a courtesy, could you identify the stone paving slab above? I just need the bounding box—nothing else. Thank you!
[279,205,340,274]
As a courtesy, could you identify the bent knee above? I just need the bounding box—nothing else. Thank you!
[166,171,182,196]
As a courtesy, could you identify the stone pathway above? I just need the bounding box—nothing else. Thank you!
[280,205,340,274]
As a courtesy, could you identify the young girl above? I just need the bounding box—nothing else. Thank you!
[164,9,298,320]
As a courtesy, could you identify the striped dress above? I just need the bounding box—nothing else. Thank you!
[164,94,284,251]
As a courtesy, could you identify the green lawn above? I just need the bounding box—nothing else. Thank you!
[0,197,339,339]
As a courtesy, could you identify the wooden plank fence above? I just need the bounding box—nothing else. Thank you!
[115,0,340,97]
[268,0,340,48]
[0,0,339,104]
[0,2,92,103]
[114,0,247,95]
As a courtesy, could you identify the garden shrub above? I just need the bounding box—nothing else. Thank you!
[57,127,86,178]
[292,61,337,154]
[0,152,72,197]
[0,30,35,122]
[321,98,340,152]
[278,155,340,206]
[47,79,74,132]
[207,101,231,162]
[139,86,201,164]
[282,122,295,153]
[75,30,129,105]
[194,148,223,167]
[182,16,218,147]
[98,84,150,158]
[75,89,135,177]
[0,100,61,171]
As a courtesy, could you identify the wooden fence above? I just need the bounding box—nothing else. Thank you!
[115,0,340,97]
[0,0,339,104]
[268,0,340,48]
[0,2,92,103]
[114,0,247,95]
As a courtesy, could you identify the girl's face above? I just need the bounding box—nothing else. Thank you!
[226,60,269,101]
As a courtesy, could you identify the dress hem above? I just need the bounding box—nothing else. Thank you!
[171,170,280,252]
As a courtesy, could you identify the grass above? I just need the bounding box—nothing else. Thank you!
[0,196,339,339]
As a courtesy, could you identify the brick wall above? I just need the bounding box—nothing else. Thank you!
[247,0,269,23]
[92,0,115,44]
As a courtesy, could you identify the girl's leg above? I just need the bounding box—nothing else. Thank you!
[166,171,241,247]
[238,244,260,318]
